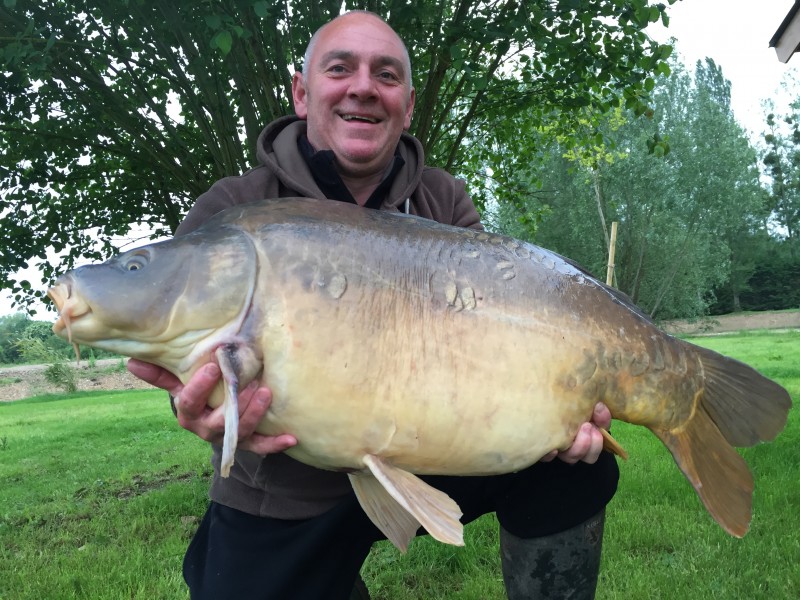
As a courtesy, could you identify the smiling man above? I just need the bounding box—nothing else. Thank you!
[128,11,619,600]
[294,14,415,198]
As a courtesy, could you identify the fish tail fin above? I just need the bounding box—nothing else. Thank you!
[694,345,791,447]
[653,346,791,537]
[348,455,464,552]
[653,407,753,537]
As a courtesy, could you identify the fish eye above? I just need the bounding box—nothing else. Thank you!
[121,250,150,272]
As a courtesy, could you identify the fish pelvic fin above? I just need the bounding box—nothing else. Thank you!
[348,455,464,552]
[695,345,792,447]
[654,405,753,537]
[600,428,628,460]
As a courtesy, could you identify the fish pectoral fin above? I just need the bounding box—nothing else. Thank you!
[215,346,241,478]
[348,454,464,552]
[601,428,628,460]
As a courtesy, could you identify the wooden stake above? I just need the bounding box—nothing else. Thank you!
[606,221,618,286]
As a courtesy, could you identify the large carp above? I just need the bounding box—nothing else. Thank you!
[48,197,791,551]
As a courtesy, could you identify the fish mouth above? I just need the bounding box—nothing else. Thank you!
[47,280,92,345]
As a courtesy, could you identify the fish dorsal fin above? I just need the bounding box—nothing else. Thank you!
[348,454,464,552]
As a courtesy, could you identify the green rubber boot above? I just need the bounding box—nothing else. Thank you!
[500,510,605,599]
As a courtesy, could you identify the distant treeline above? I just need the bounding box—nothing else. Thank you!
[0,313,119,365]
[711,254,800,315]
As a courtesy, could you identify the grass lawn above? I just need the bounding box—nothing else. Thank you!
[1,330,798,599]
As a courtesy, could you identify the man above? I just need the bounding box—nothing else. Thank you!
[129,11,619,599]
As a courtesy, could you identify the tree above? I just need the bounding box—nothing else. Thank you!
[0,0,675,310]
[0,312,74,363]
[762,109,800,260]
[0,313,30,363]
[491,55,769,320]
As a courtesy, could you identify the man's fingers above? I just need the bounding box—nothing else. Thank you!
[127,359,181,392]
[551,422,604,465]
[237,385,272,436]
[591,402,612,430]
[240,433,297,456]
[167,370,294,458]
[582,426,605,464]
[177,363,222,418]
[559,423,592,464]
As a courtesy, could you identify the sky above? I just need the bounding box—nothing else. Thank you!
[649,0,799,138]
[3,0,799,318]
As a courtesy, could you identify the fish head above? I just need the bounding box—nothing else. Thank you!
[48,227,259,372]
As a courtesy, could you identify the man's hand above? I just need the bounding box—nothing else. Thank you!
[127,359,297,456]
[540,402,611,465]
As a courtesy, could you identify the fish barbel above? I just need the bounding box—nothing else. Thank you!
[48,198,791,551]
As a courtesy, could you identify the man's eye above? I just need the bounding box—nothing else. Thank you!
[378,71,398,81]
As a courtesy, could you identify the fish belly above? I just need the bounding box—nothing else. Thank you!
[254,259,596,476]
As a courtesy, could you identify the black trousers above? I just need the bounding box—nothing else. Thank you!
[184,455,618,600]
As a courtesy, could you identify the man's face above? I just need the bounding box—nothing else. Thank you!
[292,14,416,178]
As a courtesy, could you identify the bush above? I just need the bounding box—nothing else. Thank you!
[15,336,77,393]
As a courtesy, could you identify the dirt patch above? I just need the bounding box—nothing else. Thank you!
[0,358,155,402]
[661,310,800,336]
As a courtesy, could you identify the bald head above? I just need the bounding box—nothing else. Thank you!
[302,11,412,93]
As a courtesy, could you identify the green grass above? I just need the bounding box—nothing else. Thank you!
[1,330,798,599]
[0,391,211,600]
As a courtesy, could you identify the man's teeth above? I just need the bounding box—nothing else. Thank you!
[342,115,378,123]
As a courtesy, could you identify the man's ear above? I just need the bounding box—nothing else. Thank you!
[292,72,309,118]
[404,87,416,130]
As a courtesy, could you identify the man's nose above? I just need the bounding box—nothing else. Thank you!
[348,67,378,99]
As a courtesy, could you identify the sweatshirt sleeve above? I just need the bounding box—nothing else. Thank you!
[176,167,272,237]
[450,177,484,231]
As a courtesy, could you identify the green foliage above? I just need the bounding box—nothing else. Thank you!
[0,0,676,310]
[491,56,770,320]
[739,252,800,311]
[42,361,77,393]
[762,106,800,261]
[0,313,124,365]
[0,313,30,363]
[14,335,77,392]
[0,312,74,364]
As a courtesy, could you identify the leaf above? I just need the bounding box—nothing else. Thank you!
[253,1,270,18]
[212,30,233,55]
[205,14,222,29]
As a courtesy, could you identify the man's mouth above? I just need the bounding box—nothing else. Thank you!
[341,114,380,124]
